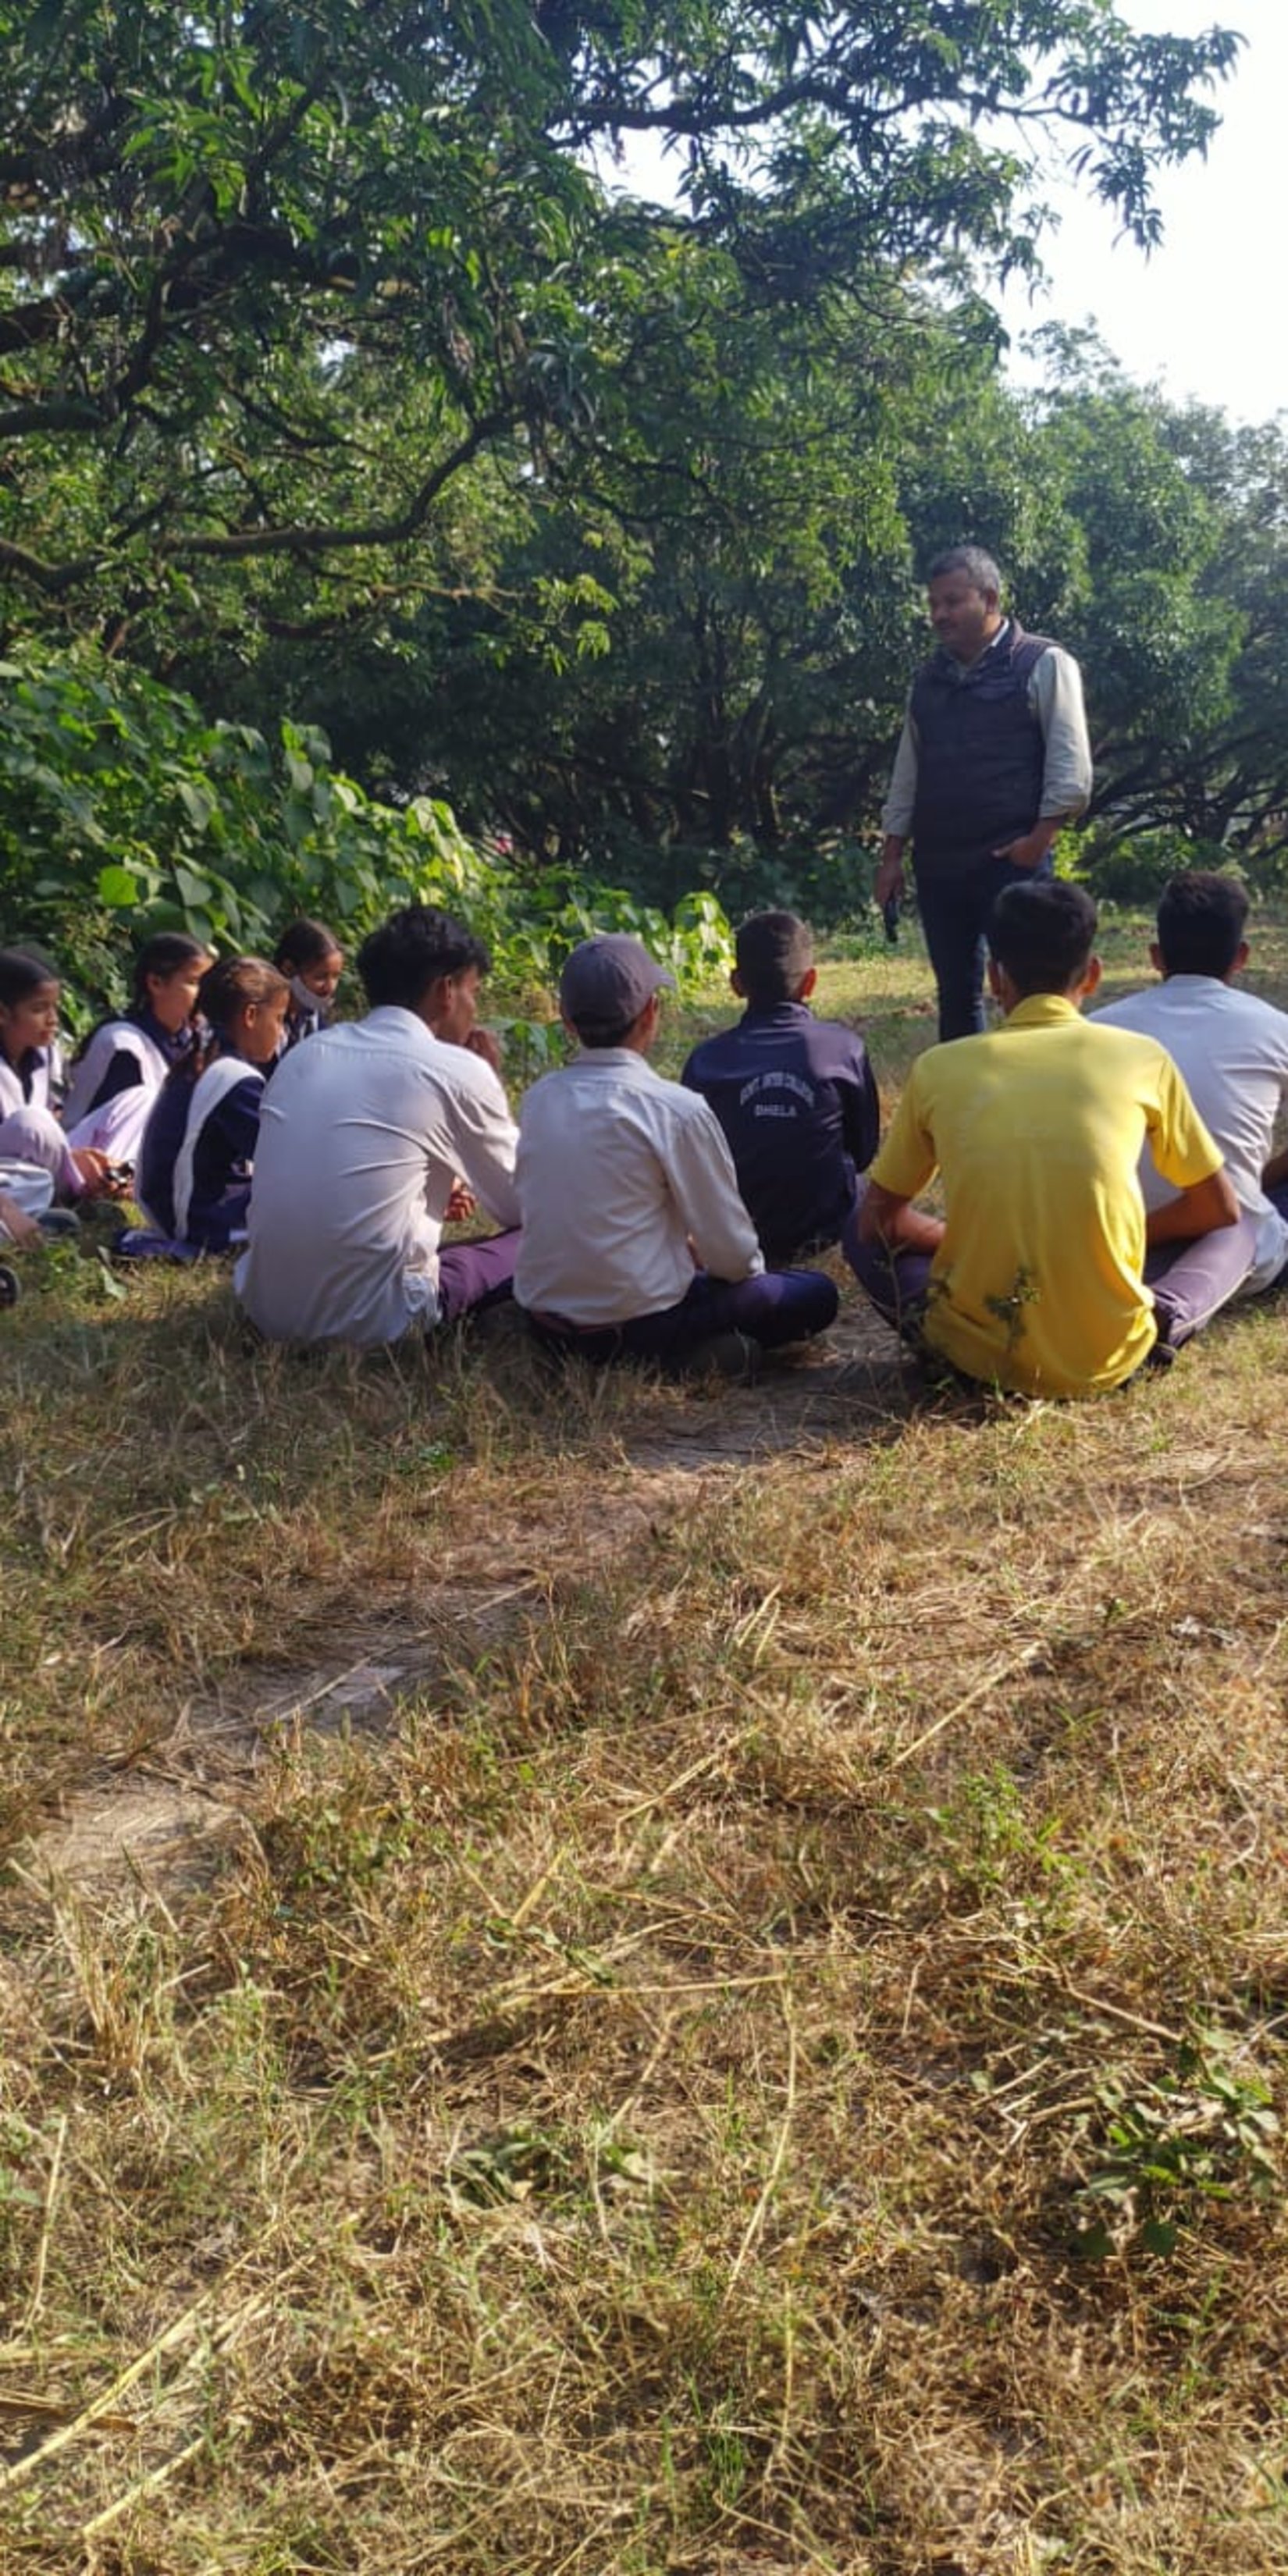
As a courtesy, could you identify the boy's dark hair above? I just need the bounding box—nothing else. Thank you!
[735,910,815,1006]
[131,931,209,1008]
[0,947,57,1009]
[274,916,343,975]
[357,906,489,1011]
[571,1005,639,1048]
[1155,870,1248,979]
[988,880,1098,998]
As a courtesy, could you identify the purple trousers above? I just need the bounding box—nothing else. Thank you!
[1143,1214,1261,1345]
[523,1265,838,1367]
[843,1181,1261,1367]
[435,1227,521,1326]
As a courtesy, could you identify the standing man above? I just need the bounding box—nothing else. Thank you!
[875,545,1093,1041]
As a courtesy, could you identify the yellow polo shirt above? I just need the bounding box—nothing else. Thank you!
[870,994,1223,1395]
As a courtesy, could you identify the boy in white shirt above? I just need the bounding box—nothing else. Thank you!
[237,906,521,1346]
[515,934,838,1373]
[1096,870,1288,1298]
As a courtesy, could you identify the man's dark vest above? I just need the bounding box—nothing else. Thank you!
[909,622,1054,879]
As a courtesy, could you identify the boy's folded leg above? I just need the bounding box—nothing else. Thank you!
[433,1227,521,1328]
[710,1265,838,1350]
[1144,1208,1259,1348]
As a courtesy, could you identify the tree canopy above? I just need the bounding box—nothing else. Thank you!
[9,1,1288,918]
[1,1,1238,630]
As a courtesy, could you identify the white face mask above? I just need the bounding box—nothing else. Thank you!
[289,973,327,1018]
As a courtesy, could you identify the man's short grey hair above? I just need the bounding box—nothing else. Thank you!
[926,544,1003,599]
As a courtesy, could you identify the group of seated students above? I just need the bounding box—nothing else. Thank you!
[0,918,344,1252]
[3,871,1287,1400]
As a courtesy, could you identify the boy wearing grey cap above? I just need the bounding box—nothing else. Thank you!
[514,934,838,1374]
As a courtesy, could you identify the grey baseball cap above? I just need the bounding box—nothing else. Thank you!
[559,934,676,1037]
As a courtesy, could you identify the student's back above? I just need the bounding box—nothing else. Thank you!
[683,1002,877,1261]
[137,1055,267,1249]
[135,956,288,1248]
[237,1008,519,1344]
[517,1044,759,1325]
[1098,980,1288,1197]
[880,1004,1225,1393]
[681,910,877,1261]
[1094,873,1288,1295]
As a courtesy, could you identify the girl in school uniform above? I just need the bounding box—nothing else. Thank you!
[62,932,212,1164]
[136,955,290,1251]
[0,947,114,1203]
[273,918,345,1051]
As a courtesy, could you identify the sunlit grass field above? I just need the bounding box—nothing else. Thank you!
[2,902,1288,2572]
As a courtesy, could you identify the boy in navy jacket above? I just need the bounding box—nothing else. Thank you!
[681,911,879,1265]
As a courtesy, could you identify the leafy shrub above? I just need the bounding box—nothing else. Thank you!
[1076,825,1238,906]
[573,822,881,938]
[0,651,731,1034]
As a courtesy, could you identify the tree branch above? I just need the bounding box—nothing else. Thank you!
[0,398,102,435]
[0,535,92,595]
[162,410,511,560]
[0,411,513,594]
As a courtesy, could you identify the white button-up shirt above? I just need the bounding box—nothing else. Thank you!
[1096,973,1288,1291]
[236,1007,521,1344]
[514,1045,763,1326]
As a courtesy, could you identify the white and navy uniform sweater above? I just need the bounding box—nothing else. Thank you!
[0,1039,65,1118]
[136,1050,267,1249]
[62,1008,192,1162]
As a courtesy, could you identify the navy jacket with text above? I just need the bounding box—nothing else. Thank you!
[681,1002,879,1265]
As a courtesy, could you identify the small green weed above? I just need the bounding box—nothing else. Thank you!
[1073,2027,1281,2259]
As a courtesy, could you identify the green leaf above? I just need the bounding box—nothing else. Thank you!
[94,1250,127,1301]
[1071,2220,1114,2261]
[173,863,212,909]
[96,863,139,906]
[176,779,215,834]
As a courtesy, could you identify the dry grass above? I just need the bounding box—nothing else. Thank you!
[2,909,1288,2571]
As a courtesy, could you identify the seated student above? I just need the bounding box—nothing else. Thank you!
[61,931,212,1163]
[136,955,289,1250]
[236,905,521,1345]
[0,947,113,1204]
[1094,870,1288,1300]
[514,933,838,1373]
[845,879,1244,1397]
[681,909,880,1264]
[273,918,345,1051]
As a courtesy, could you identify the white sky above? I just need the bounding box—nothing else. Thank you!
[998,0,1283,423]
[602,2,1280,426]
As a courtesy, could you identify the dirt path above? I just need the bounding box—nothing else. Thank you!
[20,1306,911,1898]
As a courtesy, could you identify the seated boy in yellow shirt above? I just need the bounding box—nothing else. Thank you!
[845,880,1247,1396]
